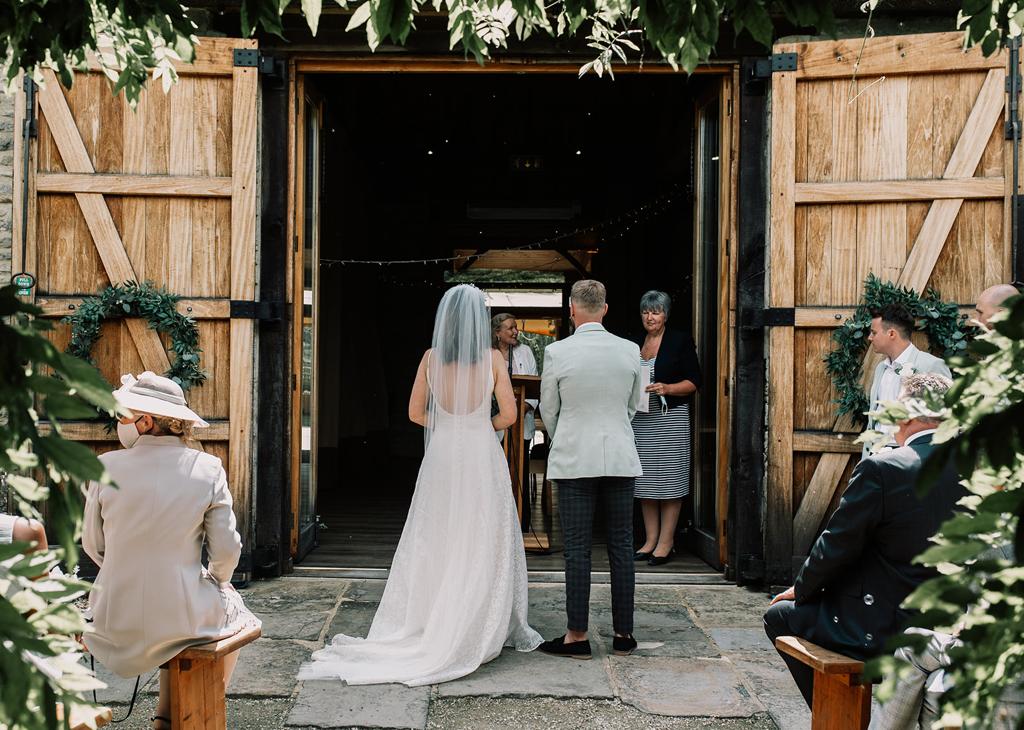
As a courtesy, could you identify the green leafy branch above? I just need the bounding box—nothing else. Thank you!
[63,281,206,393]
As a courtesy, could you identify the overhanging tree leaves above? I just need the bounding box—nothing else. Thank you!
[863,294,1024,728]
[1,284,124,729]
[5,0,1013,103]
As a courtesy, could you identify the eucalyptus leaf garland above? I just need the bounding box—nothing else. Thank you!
[825,274,973,423]
[63,281,206,391]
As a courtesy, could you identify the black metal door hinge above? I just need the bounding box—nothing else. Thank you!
[740,307,795,330]
[233,49,283,78]
[230,300,287,321]
[22,77,37,138]
[750,53,797,80]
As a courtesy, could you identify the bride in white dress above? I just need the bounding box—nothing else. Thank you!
[299,284,542,686]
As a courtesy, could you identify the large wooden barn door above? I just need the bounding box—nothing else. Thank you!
[766,32,1013,580]
[13,38,260,569]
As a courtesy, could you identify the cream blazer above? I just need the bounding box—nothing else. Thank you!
[83,435,245,677]
[540,322,644,480]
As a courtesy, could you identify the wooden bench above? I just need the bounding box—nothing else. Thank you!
[775,636,871,730]
[168,625,261,729]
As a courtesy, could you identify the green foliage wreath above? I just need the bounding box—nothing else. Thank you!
[825,274,973,423]
[63,281,206,391]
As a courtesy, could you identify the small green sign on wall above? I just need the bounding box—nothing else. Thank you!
[12,273,35,297]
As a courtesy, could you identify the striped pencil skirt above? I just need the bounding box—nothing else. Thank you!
[631,400,691,500]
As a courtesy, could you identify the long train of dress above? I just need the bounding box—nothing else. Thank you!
[298,398,541,687]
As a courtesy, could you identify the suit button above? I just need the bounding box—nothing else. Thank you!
[863,594,875,606]
[833,616,839,623]
[866,633,874,641]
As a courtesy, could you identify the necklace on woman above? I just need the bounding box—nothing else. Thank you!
[642,333,662,361]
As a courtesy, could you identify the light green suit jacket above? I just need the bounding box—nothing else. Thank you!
[540,322,644,480]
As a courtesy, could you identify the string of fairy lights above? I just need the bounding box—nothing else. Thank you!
[317,185,682,270]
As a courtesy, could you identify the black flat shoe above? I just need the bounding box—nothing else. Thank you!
[633,550,653,561]
[537,635,592,660]
[612,635,638,656]
[648,549,675,566]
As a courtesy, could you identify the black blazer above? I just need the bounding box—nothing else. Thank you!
[793,435,964,659]
[634,328,702,409]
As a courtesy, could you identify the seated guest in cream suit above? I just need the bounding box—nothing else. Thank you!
[538,280,644,660]
[83,372,258,730]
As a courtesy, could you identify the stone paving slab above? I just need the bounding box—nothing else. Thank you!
[229,639,307,697]
[240,578,347,612]
[286,680,430,729]
[343,580,387,603]
[681,588,771,629]
[731,656,810,730]
[708,628,777,656]
[257,605,333,641]
[437,647,616,700]
[327,601,379,639]
[611,657,764,718]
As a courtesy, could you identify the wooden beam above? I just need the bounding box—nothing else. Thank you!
[794,305,976,328]
[37,173,232,197]
[36,70,172,375]
[766,64,797,577]
[295,57,733,75]
[228,45,259,550]
[795,177,1003,204]
[794,32,1004,80]
[37,420,230,441]
[793,430,861,453]
[792,67,1006,557]
[36,297,230,319]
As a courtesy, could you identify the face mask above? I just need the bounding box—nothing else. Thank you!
[117,418,143,449]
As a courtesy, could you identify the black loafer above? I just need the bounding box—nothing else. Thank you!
[537,635,592,660]
[633,550,653,561]
[612,635,638,656]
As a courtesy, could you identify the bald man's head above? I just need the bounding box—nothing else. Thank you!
[976,284,1020,327]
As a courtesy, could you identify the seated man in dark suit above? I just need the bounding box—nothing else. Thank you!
[763,372,963,707]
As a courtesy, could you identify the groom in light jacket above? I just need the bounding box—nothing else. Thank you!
[538,279,644,660]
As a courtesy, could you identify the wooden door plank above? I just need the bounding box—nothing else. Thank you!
[795,177,1004,203]
[794,32,1004,80]
[36,172,232,196]
[36,71,171,373]
[767,63,798,576]
[793,66,1006,556]
[228,56,259,548]
[168,78,195,296]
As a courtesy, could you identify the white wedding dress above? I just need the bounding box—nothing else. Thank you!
[299,286,541,687]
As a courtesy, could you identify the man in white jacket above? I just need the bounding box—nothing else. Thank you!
[538,280,644,660]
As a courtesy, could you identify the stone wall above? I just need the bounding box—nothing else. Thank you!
[0,93,13,285]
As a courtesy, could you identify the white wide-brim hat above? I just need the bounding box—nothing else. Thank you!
[113,372,209,427]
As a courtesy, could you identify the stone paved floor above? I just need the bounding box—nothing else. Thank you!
[91,578,810,730]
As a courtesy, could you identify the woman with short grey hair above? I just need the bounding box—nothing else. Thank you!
[631,290,702,567]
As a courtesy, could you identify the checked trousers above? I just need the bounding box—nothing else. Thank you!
[557,476,635,635]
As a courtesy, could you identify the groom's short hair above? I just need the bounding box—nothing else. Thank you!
[571,280,607,314]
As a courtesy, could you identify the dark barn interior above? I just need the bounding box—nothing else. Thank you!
[300,72,718,572]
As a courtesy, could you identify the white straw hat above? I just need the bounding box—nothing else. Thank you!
[113,372,209,428]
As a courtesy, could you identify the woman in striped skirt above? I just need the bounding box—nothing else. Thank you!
[632,291,702,567]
